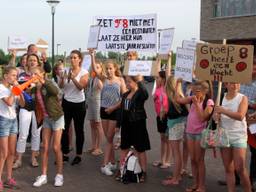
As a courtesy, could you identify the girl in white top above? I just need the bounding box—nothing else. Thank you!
[60,50,88,165]
[0,66,25,190]
[214,82,251,192]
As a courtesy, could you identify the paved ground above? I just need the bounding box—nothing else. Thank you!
[8,82,250,192]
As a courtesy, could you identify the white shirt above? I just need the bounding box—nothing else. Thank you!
[63,69,88,103]
[0,84,17,119]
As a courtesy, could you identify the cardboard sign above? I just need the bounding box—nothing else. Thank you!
[174,47,195,82]
[87,25,101,49]
[8,36,27,50]
[95,14,157,52]
[81,54,91,71]
[182,40,197,51]
[123,60,158,76]
[158,28,175,55]
[195,43,254,83]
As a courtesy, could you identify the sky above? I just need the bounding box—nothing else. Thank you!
[0,0,201,56]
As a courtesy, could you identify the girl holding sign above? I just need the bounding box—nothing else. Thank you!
[214,83,251,192]
[99,60,126,176]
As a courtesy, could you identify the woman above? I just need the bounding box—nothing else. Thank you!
[119,75,150,182]
[100,60,126,176]
[13,54,42,169]
[214,82,251,192]
[60,50,88,165]
[86,49,104,156]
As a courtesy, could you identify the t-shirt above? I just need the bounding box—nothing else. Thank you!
[0,84,17,119]
[186,97,214,134]
[153,86,168,116]
[63,69,88,103]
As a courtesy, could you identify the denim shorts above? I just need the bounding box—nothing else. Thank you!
[42,115,65,131]
[186,133,202,141]
[0,116,18,137]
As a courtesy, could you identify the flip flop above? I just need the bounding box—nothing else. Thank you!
[160,164,170,169]
[91,149,103,156]
[162,178,179,186]
[152,161,162,167]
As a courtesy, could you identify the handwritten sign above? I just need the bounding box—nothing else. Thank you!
[182,40,197,51]
[195,43,254,83]
[158,28,174,55]
[87,25,101,49]
[174,47,195,82]
[123,60,158,76]
[95,14,157,52]
[8,36,27,50]
[81,54,91,71]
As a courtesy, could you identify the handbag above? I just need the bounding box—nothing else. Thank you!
[201,119,230,148]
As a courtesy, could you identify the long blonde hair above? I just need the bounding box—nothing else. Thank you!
[165,76,184,113]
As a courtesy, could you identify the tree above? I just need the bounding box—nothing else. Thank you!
[0,49,11,65]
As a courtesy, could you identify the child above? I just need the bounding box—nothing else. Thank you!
[214,82,251,192]
[31,67,64,187]
[0,66,25,191]
[176,80,214,192]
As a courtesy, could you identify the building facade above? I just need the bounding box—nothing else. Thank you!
[201,0,256,46]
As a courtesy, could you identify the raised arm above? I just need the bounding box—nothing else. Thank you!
[165,52,172,77]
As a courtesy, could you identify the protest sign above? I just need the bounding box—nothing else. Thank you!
[123,60,158,76]
[95,14,157,52]
[182,40,197,51]
[195,43,254,83]
[174,47,195,82]
[87,25,101,49]
[158,28,174,55]
[81,54,91,71]
[8,36,27,51]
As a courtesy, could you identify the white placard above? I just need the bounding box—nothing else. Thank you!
[182,40,197,51]
[81,55,91,71]
[87,25,101,49]
[158,28,175,55]
[95,14,157,52]
[249,123,256,134]
[8,36,27,50]
[174,47,195,82]
[128,60,153,76]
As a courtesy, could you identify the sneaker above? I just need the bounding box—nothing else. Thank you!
[71,156,82,165]
[33,175,47,187]
[4,178,20,189]
[0,181,3,192]
[54,174,64,187]
[13,160,22,169]
[63,155,69,162]
[107,162,117,171]
[101,165,113,176]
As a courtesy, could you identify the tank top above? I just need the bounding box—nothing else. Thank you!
[63,69,88,103]
[101,80,121,108]
[220,93,247,143]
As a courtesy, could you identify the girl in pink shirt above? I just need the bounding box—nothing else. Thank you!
[153,71,170,169]
[176,80,214,192]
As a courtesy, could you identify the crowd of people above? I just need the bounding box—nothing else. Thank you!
[0,44,255,192]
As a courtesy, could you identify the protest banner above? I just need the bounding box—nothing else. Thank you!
[8,36,27,51]
[87,25,101,49]
[81,54,91,71]
[123,60,158,76]
[158,28,174,56]
[182,40,197,51]
[174,47,195,82]
[195,43,254,83]
[95,14,157,52]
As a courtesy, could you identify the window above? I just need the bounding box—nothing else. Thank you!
[213,0,256,17]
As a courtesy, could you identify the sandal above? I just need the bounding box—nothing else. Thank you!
[160,164,170,169]
[91,149,103,156]
[31,158,39,167]
[86,148,95,153]
[152,161,162,167]
[139,172,147,183]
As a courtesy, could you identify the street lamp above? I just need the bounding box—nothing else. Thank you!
[57,43,61,56]
[46,0,60,68]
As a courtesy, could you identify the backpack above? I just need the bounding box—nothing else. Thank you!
[121,151,142,184]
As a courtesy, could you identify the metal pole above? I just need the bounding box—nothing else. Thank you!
[52,8,55,68]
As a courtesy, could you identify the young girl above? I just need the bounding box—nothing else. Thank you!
[86,49,104,156]
[162,76,188,186]
[0,66,25,191]
[177,81,214,192]
[214,82,251,192]
[100,60,126,176]
[31,67,64,187]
